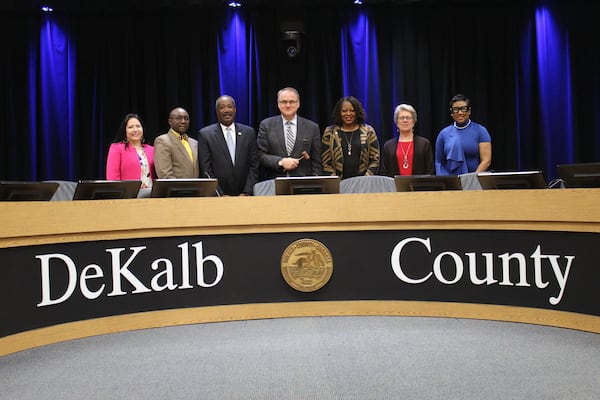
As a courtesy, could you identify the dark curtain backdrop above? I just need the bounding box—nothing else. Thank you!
[1,1,598,182]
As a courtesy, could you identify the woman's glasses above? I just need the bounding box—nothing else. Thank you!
[450,106,470,114]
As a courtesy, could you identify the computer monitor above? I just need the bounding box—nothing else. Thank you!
[0,181,59,201]
[275,176,340,195]
[72,180,141,200]
[556,162,600,188]
[150,178,219,198]
[477,171,547,190]
[394,175,462,192]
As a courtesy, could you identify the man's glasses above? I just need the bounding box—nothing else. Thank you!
[278,100,298,105]
[450,106,470,114]
[170,115,190,121]
[397,116,413,121]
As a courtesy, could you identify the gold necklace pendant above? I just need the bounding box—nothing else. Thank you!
[342,129,355,156]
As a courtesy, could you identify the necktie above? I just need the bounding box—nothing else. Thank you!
[176,131,193,162]
[225,127,235,164]
[285,121,294,156]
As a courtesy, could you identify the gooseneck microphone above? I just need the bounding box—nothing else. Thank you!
[204,172,222,197]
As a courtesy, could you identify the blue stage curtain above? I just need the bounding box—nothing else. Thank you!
[2,2,599,183]
[341,8,382,141]
[216,10,254,124]
[535,5,574,177]
[515,1,591,180]
[36,14,77,180]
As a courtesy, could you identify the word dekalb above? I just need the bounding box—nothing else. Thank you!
[37,241,223,307]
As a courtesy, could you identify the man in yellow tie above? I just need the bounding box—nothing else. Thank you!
[154,107,200,178]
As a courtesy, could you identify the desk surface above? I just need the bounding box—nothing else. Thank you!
[2,189,599,248]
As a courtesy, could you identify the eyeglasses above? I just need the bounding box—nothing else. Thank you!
[397,116,413,121]
[170,115,190,121]
[278,100,298,105]
[450,106,470,114]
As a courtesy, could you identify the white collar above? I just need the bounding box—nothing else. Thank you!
[220,123,235,134]
[453,119,472,130]
[281,115,298,125]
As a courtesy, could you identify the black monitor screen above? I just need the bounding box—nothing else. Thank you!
[0,181,59,201]
[477,171,547,190]
[394,175,462,192]
[73,180,141,200]
[557,162,600,188]
[275,176,340,195]
[150,179,218,198]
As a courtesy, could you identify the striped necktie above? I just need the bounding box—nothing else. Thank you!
[285,121,294,156]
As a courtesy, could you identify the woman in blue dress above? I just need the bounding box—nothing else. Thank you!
[435,94,492,176]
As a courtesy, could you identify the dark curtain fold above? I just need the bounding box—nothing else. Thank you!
[1,1,598,183]
[565,3,600,166]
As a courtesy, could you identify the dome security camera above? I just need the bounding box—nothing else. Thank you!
[282,30,301,58]
[286,45,298,58]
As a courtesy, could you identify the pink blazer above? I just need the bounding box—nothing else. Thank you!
[106,142,155,180]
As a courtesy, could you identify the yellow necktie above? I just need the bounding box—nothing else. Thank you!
[181,136,193,162]
[173,130,193,162]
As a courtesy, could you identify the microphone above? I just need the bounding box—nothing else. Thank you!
[547,178,566,189]
[204,172,222,197]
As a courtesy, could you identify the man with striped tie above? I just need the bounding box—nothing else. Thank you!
[257,87,322,180]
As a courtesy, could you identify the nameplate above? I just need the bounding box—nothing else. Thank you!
[1,229,598,337]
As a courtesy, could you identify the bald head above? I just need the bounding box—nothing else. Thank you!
[168,107,190,134]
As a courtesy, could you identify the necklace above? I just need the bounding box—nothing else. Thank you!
[400,141,412,169]
[341,129,356,156]
[454,119,472,130]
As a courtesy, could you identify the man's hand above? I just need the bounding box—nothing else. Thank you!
[280,157,299,171]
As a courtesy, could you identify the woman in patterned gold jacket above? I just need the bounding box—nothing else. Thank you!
[321,96,380,179]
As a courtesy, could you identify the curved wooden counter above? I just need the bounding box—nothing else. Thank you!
[2,189,600,247]
[1,189,599,356]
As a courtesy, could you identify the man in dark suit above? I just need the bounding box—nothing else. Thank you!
[257,87,323,179]
[198,95,259,196]
[154,107,200,178]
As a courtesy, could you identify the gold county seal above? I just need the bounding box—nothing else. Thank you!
[281,239,334,292]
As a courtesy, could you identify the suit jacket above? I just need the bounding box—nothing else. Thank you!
[106,142,155,180]
[257,115,323,180]
[153,129,200,179]
[198,122,259,195]
[380,135,435,176]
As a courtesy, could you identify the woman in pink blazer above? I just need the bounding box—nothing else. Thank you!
[106,113,155,188]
